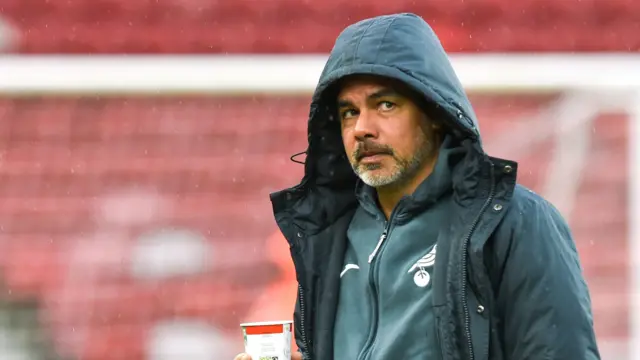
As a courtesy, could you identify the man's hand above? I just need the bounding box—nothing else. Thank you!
[233,352,303,360]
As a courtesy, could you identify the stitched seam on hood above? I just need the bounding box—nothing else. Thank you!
[351,20,376,67]
[373,16,398,65]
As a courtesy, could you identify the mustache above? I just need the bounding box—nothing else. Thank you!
[353,141,394,161]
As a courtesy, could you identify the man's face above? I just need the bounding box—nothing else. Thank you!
[337,76,440,188]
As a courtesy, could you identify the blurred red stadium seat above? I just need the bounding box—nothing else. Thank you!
[0,94,629,359]
[0,0,639,53]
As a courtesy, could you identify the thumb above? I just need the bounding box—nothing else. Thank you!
[292,352,303,360]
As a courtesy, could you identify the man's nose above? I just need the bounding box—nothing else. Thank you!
[352,110,378,141]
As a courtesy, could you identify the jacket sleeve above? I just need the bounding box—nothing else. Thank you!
[495,197,601,359]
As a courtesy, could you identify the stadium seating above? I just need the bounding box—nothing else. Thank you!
[0,94,629,359]
[0,0,639,53]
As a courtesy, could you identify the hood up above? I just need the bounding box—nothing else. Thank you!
[272,13,491,233]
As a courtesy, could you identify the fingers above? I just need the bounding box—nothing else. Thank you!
[292,351,303,360]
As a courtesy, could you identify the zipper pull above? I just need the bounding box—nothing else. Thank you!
[368,229,388,263]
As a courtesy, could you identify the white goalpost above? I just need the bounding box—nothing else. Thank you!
[0,53,638,359]
[0,54,639,94]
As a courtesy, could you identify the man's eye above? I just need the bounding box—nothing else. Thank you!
[341,109,357,119]
[379,101,395,111]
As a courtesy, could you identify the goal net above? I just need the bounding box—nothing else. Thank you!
[0,54,637,360]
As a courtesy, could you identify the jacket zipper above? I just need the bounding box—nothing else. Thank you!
[358,204,402,360]
[356,225,389,360]
[297,284,311,360]
[368,228,388,263]
[460,163,495,360]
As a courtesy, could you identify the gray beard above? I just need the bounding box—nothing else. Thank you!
[352,133,436,189]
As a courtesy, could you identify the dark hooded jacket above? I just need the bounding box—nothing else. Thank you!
[269,13,600,360]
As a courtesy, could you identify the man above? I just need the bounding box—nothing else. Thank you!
[235,12,600,360]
